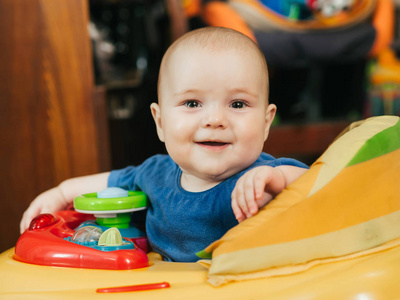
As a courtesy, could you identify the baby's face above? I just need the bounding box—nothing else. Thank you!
[152,46,275,188]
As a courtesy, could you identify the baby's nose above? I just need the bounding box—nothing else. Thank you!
[202,108,227,128]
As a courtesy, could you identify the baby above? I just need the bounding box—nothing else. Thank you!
[20,27,308,262]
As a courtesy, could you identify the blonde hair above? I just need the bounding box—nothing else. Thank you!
[157,27,269,99]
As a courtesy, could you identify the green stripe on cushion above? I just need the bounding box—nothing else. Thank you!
[196,250,212,259]
[347,118,400,166]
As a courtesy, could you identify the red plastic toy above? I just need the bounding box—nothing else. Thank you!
[14,210,149,270]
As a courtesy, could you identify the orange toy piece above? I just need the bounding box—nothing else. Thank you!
[368,0,395,57]
[203,1,256,41]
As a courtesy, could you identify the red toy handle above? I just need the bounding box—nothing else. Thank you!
[96,281,170,293]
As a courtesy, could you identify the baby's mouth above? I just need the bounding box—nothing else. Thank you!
[198,141,228,147]
[196,141,231,151]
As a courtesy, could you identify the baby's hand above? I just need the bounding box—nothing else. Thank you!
[231,166,286,222]
[19,187,70,233]
[20,172,110,233]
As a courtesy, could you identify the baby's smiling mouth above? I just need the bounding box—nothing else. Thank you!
[196,141,230,151]
[198,141,228,147]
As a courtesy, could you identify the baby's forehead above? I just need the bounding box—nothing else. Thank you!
[167,28,261,58]
[165,42,264,72]
[173,37,257,57]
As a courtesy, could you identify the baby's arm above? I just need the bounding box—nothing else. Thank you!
[20,172,110,233]
[231,166,307,222]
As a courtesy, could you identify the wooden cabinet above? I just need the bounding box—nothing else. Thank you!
[0,0,108,252]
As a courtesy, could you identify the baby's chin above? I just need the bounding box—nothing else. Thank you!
[178,168,230,192]
[174,152,260,189]
[182,165,248,189]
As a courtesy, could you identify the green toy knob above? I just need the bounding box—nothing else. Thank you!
[98,228,123,246]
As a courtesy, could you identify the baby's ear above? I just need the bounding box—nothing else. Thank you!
[150,103,165,142]
[264,104,277,141]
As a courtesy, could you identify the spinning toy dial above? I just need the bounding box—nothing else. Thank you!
[74,187,147,228]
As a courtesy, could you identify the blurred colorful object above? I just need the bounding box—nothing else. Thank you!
[367,48,400,116]
[190,0,394,66]
[228,0,376,31]
[259,0,355,19]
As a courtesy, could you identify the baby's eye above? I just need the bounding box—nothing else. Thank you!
[230,101,247,109]
[183,100,201,108]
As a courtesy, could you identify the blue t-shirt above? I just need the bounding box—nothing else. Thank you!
[108,153,308,262]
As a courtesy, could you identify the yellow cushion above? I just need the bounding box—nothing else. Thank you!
[200,116,400,286]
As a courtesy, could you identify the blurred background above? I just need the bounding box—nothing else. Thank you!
[0,0,399,253]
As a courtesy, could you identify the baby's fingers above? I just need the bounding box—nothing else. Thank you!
[231,196,246,222]
[231,174,259,222]
[231,177,252,222]
[253,168,273,199]
[20,205,40,233]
